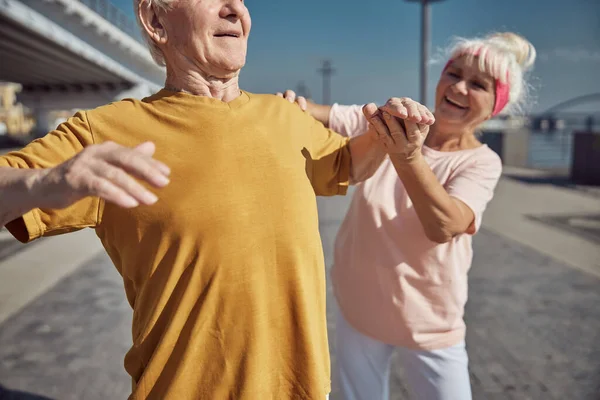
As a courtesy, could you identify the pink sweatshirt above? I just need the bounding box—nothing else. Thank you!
[330,104,502,350]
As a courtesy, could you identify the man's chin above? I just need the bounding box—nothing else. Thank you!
[216,61,245,80]
[205,53,244,76]
[216,68,242,80]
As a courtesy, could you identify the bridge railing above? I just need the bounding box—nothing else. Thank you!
[481,113,600,172]
[77,0,145,45]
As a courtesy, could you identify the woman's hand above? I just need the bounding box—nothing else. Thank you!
[276,90,308,111]
[362,98,435,164]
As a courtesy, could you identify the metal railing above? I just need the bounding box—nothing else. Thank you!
[77,0,145,44]
[482,113,600,172]
[528,130,574,170]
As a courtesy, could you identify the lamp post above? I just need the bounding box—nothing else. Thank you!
[318,60,335,105]
[404,0,445,107]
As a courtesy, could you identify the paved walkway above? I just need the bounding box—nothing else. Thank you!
[0,229,103,325]
[0,170,599,400]
[484,166,600,278]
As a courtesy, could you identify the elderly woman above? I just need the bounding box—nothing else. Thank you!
[0,1,434,399]
[281,32,536,400]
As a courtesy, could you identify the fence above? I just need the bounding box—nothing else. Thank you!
[77,0,145,44]
[481,113,600,172]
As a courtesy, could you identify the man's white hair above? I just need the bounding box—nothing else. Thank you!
[133,0,174,66]
[444,32,537,116]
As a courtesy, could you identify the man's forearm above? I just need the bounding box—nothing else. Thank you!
[0,167,44,227]
[348,132,387,184]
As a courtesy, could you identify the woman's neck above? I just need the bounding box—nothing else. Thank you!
[424,124,482,152]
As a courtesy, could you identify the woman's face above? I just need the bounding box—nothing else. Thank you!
[434,55,497,131]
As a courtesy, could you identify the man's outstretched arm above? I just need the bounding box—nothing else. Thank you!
[346,125,386,184]
[0,141,170,229]
[0,168,45,228]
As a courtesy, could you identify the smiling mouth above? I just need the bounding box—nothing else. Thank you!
[444,96,467,109]
[214,33,240,38]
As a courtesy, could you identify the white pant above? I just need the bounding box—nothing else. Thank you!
[333,310,472,400]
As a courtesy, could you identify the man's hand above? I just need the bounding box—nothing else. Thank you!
[276,90,308,111]
[34,141,170,209]
[362,98,435,164]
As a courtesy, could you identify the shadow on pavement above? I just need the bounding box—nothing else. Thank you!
[0,385,54,400]
[504,172,600,198]
[505,173,574,187]
[0,228,42,263]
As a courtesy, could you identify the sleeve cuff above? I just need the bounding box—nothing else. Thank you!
[328,103,340,132]
[336,137,351,195]
[449,194,481,235]
[5,209,44,243]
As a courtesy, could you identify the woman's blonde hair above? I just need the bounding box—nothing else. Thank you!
[444,32,537,116]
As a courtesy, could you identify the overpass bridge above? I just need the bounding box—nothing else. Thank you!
[0,0,165,136]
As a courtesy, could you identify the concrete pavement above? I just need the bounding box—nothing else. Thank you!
[484,166,600,278]
[0,169,598,400]
[0,229,104,325]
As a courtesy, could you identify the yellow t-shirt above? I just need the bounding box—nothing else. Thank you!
[0,90,351,399]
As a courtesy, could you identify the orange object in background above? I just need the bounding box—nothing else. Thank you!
[0,82,35,137]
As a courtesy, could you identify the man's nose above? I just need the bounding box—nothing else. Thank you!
[221,0,246,20]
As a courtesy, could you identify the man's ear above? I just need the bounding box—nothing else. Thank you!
[138,0,168,45]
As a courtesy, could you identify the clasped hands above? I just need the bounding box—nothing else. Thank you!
[277,90,435,164]
[362,98,435,164]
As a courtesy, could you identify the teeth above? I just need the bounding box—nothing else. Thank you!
[445,96,466,108]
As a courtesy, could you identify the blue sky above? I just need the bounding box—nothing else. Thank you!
[114,0,600,113]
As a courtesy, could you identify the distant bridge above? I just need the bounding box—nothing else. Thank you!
[0,0,165,134]
[541,93,600,114]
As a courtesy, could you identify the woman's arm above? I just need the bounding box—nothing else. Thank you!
[305,100,332,127]
[388,154,475,243]
[365,98,472,243]
[349,102,435,185]
[277,90,332,126]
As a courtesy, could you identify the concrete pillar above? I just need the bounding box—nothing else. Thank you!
[33,109,54,137]
[502,128,531,168]
[114,84,156,101]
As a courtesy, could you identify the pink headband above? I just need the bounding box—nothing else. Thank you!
[442,58,510,116]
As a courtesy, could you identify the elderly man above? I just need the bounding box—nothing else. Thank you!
[0,0,433,399]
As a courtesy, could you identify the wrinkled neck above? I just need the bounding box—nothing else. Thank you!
[164,62,241,102]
